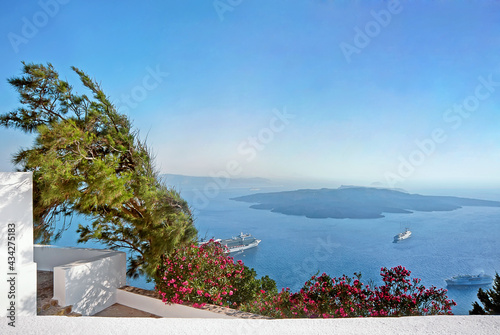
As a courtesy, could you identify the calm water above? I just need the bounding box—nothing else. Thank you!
[54,186,500,315]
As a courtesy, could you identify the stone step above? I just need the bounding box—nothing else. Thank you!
[39,299,81,317]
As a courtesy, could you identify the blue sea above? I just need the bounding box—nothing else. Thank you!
[53,185,500,315]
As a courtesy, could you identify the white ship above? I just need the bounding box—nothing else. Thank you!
[219,233,261,253]
[200,233,261,253]
[393,227,411,243]
[445,273,493,286]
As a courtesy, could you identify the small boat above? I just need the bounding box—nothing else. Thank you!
[445,273,493,286]
[393,227,411,243]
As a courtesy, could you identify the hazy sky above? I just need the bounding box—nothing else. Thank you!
[1,0,500,189]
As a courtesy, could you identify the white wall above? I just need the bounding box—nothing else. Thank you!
[34,245,126,316]
[34,245,123,271]
[3,315,500,335]
[116,289,236,319]
[0,172,37,317]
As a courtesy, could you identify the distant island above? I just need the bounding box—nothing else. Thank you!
[231,186,500,219]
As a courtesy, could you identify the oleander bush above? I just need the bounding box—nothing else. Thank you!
[157,241,455,318]
[241,266,456,318]
[155,240,276,308]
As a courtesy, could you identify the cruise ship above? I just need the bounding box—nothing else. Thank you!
[393,227,411,243]
[219,233,261,253]
[200,233,261,253]
[445,273,493,286]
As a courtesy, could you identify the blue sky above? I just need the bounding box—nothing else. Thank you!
[1,0,500,190]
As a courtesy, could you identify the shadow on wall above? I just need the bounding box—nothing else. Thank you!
[0,172,37,317]
[34,245,126,315]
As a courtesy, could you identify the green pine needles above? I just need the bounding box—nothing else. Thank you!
[470,273,500,315]
[1,62,197,279]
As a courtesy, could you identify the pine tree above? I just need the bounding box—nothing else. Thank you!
[469,273,500,315]
[1,62,197,279]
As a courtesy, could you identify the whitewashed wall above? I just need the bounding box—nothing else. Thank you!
[0,172,37,317]
[34,245,124,271]
[35,245,126,315]
[116,289,235,319]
